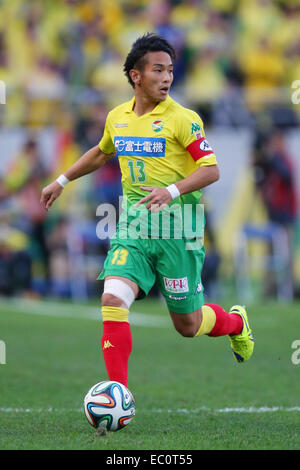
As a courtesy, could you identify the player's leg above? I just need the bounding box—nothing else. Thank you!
[98,239,156,386]
[169,303,243,337]
[156,238,254,363]
[101,276,139,388]
[169,304,243,337]
[202,303,254,363]
[168,308,203,337]
[169,304,254,363]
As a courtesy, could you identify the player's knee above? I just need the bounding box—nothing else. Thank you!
[102,278,136,309]
[101,293,124,308]
[171,310,201,338]
[174,322,199,338]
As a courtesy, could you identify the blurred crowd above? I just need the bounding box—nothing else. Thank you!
[0,0,299,127]
[0,0,299,300]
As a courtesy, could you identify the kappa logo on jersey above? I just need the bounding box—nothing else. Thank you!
[114,136,166,157]
[191,122,201,135]
[163,276,189,293]
[191,122,203,140]
[152,120,164,133]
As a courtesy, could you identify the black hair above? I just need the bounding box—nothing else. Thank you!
[123,32,176,88]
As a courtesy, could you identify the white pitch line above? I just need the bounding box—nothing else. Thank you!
[1,406,300,414]
[154,406,300,414]
[0,298,170,328]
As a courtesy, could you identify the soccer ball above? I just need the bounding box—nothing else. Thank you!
[83,381,135,431]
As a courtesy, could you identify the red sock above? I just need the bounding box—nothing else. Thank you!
[206,303,243,337]
[101,321,132,387]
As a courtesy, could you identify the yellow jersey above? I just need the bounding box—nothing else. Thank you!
[98,95,217,238]
[99,95,217,201]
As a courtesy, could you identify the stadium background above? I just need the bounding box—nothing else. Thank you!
[0,0,299,305]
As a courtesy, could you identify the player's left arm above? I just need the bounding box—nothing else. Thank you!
[136,164,219,211]
[174,163,220,194]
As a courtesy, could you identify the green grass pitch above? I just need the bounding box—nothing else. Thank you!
[0,296,300,450]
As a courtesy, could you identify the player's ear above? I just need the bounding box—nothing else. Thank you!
[129,69,141,87]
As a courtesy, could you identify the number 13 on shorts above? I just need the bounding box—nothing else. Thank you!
[111,249,129,265]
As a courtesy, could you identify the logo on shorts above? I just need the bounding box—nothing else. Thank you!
[163,276,189,293]
[168,295,187,301]
[194,282,202,295]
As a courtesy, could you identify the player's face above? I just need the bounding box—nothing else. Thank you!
[137,51,174,102]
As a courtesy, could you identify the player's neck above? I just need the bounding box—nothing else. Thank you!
[133,93,160,117]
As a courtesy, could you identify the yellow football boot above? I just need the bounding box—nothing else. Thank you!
[229,305,254,363]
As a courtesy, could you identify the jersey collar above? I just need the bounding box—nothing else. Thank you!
[125,95,172,115]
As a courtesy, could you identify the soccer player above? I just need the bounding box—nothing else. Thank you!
[41,33,254,388]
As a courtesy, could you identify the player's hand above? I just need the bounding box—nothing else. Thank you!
[135,186,172,212]
[40,181,63,211]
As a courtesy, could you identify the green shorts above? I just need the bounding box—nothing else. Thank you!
[97,234,205,314]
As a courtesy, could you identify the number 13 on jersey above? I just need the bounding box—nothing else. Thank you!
[127,160,146,183]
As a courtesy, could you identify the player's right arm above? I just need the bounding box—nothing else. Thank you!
[40,145,115,211]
